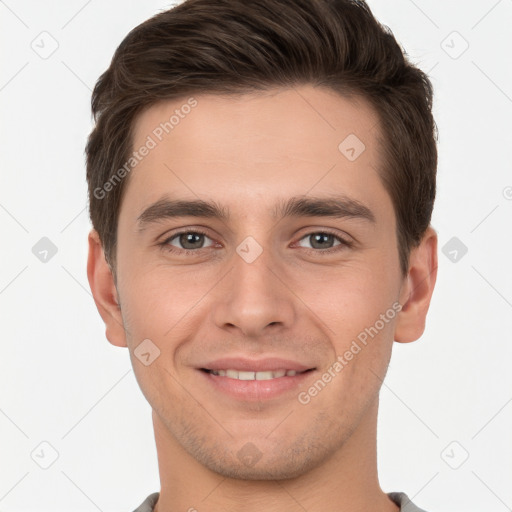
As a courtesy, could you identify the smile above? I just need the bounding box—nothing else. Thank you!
[199,366,316,401]
[204,369,311,380]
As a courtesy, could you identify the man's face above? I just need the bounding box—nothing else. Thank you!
[114,85,407,479]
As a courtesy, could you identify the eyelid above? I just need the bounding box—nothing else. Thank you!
[157,225,216,242]
[160,228,217,250]
[293,229,354,250]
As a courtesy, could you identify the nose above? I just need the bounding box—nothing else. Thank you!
[212,243,296,338]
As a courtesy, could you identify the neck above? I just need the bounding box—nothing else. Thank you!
[152,397,398,512]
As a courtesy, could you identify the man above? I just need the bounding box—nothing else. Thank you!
[86,0,438,511]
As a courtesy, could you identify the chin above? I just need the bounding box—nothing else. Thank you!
[181,427,338,481]
[196,449,321,481]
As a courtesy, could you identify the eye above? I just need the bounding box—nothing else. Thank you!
[162,230,216,251]
[158,229,352,255]
[296,231,352,251]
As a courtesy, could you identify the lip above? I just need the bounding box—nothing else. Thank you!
[198,357,316,401]
[200,357,314,373]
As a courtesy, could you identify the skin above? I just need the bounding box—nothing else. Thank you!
[87,85,437,512]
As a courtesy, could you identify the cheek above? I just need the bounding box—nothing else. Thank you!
[304,262,399,338]
[299,264,400,402]
[115,266,198,414]
[117,261,206,342]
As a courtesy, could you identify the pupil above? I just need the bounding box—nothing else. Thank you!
[177,233,335,250]
[181,233,203,249]
[311,233,333,249]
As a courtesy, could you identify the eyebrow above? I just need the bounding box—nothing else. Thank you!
[136,194,376,232]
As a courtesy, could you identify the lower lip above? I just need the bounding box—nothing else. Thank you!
[199,370,315,401]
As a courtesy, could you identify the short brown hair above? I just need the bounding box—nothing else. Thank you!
[86,0,437,277]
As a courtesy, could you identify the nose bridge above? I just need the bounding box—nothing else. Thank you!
[213,237,295,335]
[233,240,274,294]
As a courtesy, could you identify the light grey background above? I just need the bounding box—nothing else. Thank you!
[1,1,511,511]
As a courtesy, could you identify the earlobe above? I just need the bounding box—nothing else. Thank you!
[394,226,438,343]
[86,229,128,347]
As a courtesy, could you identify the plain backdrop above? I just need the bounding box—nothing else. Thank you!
[1,1,511,511]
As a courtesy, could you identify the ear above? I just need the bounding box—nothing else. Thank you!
[394,226,438,343]
[87,229,128,347]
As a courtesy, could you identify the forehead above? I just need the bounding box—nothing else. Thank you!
[132,85,380,161]
[123,85,390,222]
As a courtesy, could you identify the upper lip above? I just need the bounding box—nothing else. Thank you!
[200,357,315,372]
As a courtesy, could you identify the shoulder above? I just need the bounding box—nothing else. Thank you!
[131,492,160,512]
[388,492,430,512]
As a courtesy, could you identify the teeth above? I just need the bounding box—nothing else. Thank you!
[256,371,274,380]
[238,371,255,380]
[209,369,303,380]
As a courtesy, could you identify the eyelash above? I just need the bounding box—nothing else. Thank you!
[158,228,354,256]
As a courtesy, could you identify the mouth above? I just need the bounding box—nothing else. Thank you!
[198,359,317,401]
[201,368,313,380]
